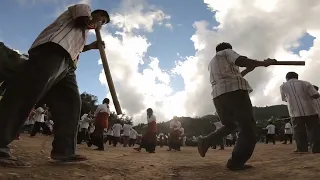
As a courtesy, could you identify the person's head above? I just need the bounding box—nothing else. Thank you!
[269,121,273,124]
[216,42,232,53]
[147,108,153,116]
[91,9,110,25]
[285,72,298,81]
[314,85,319,91]
[116,119,121,124]
[172,116,178,121]
[102,98,110,105]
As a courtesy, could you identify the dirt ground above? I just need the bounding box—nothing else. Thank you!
[1,134,320,180]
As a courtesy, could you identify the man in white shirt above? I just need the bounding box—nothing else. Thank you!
[106,127,114,146]
[280,72,320,153]
[158,132,165,147]
[182,136,187,147]
[129,128,138,147]
[178,127,185,151]
[122,122,132,147]
[282,118,293,144]
[0,4,111,166]
[112,120,123,147]
[211,120,225,150]
[77,113,91,144]
[197,42,276,171]
[226,134,233,147]
[265,121,276,145]
[30,105,46,137]
[168,117,182,151]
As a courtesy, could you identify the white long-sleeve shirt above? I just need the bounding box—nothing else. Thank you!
[80,114,91,129]
[94,103,111,116]
[123,124,132,136]
[112,123,123,137]
[106,129,113,136]
[170,120,181,130]
[130,129,138,139]
[34,107,45,123]
[280,79,319,117]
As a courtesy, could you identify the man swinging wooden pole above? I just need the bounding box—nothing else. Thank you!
[95,26,123,115]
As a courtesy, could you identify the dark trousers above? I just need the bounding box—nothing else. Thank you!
[30,122,45,136]
[77,128,88,144]
[207,90,257,167]
[26,124,34,134]
[283,134,293,144]
[129,138,136,147]
[104,135,113,145]
[266,134,275,144]
[123,136,129,147]
[113,137,120,147]
[140,132,157,153]
[42,124,52,135]
[292,115,320,153]
[0,43,80,158]
[226,139,232,147]
[89,127,104,150]
[212,137,225,149]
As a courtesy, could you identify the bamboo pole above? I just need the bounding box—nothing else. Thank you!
[95,27,122,115]
[271,61,305,66]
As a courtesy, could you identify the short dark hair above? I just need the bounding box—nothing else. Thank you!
[314,85,319,91]
[103,98,110,104]
[286,72,298,80]
[216,42,232,52]
[147,108,153,114]
[92,9,110,24]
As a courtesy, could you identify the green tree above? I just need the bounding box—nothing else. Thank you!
[80,92,98,115]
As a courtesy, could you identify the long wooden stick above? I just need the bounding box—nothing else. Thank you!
[95,28,123,115]
[271,61,305,66]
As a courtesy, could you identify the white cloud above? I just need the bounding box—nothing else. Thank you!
[165,23,173,30]
[54,0,91,16]
[111,0,171,33]
[15,0,320,125]
[98,0,180,124]
[173,0,320,117]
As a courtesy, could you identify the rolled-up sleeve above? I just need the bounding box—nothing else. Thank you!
[306,81,319,97]
[224,49,241,64]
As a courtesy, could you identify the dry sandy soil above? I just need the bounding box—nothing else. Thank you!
[1,134,320,180]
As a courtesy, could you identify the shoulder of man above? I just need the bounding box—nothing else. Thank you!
[68,4,91,11]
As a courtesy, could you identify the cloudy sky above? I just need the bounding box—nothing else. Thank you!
[0,0,319,124]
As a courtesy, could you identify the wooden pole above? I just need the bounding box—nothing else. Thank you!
[271,61,305,66]
[95,27,123,115]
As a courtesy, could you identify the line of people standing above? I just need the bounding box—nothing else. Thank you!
[78,99,139,151]
[18,104,54,139]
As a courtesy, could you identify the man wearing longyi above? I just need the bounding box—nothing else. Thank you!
[0,4,110,167]
[197,42,276,171]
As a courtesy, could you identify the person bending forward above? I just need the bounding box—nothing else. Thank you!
[0,4,110,167]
